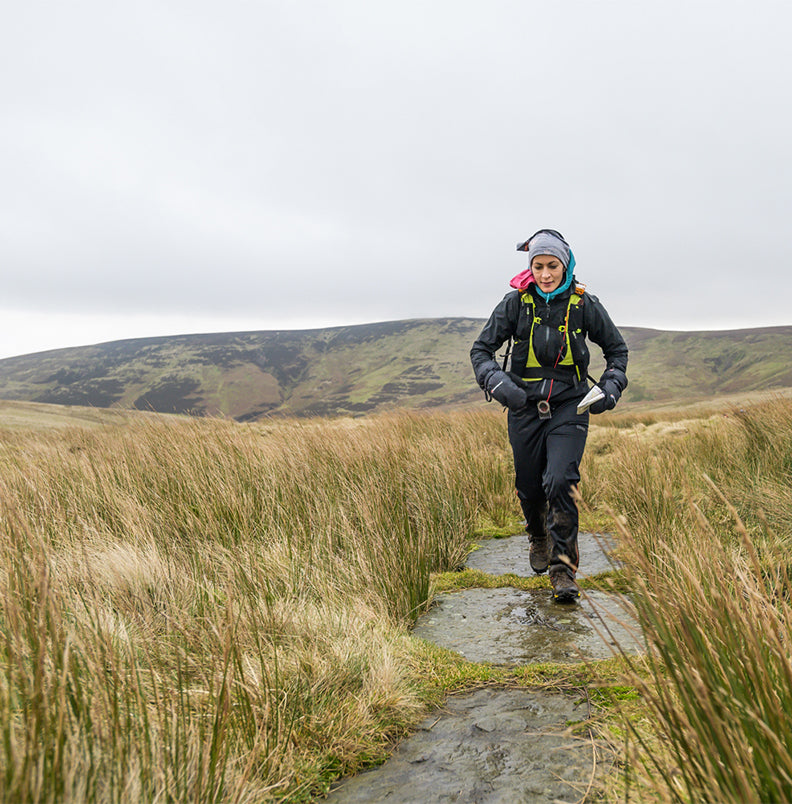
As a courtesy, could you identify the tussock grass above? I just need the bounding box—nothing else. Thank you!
[5,393,791,802]
[0,409,514,802]
[583,397,792,802]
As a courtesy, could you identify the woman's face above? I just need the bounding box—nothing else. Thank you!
[530,255,565,293]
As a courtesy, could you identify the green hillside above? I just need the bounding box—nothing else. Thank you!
[0,319,789,420]
[621,326,792,404]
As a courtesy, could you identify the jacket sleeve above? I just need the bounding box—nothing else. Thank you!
[584,293,628,389]
[470,292,521,389]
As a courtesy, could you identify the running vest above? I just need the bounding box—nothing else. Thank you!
[511,288,588,385]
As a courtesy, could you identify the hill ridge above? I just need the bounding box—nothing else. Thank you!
[0,318,790,419]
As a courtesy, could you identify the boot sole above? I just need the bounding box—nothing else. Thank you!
[552,588,580,603]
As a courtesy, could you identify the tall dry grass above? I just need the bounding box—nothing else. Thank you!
[0,408,514,802]
[584,397,792,802]
[9,392,790,803]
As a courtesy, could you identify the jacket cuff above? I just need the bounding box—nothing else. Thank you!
[475,360,501,390]
[598,367,628,392]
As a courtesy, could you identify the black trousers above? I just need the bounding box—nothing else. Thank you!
[507,397,589,577]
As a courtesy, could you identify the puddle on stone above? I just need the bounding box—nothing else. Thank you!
[465,531,619,578]
[324,687,614,803]
[413,588,642,665]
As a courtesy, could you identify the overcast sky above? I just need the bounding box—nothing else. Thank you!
[1,0,790,359]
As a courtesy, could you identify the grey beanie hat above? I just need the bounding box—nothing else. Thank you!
[526,231,570,269]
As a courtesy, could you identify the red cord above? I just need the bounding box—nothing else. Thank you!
[544,303,572,404]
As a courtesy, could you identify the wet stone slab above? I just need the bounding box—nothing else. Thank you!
[326,531,639,801]
[413,588,642,665]
[324,687,613,804]
[465,531,619,579]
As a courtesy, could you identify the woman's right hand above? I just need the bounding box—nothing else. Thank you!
[486,370,528,411]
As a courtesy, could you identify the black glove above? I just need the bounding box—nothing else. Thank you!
[589,368,627,414]
[486,370,528,411]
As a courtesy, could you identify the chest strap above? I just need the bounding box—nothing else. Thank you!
[518,291,584,383]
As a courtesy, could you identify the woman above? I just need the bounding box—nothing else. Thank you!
[470,229,628,602]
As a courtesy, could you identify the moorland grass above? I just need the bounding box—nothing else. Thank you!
[583,397,792,803]
[3,395,792,802]
[0,409,515,802]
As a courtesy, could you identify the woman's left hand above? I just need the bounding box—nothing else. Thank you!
[589,378,622,414]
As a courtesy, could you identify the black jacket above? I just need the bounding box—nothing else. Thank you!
[470,279,628,404]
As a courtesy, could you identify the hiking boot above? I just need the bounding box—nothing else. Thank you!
[549,569,580,603]
[528,535,549,574]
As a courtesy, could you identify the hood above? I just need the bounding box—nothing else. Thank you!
[509,268,536,291]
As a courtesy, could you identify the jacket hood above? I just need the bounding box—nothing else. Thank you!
[509,268,536,291]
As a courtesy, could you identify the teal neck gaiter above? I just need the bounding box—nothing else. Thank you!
[533,251,576,302]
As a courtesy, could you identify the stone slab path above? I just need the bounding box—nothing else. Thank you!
[324,687,611,804]
[464,532,618,579]
[324,532,639,803]
[413,588,641,665]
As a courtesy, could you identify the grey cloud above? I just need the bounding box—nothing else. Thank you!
[1,0,790,356]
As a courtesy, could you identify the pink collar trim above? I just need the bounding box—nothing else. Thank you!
[509,268,535,291]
